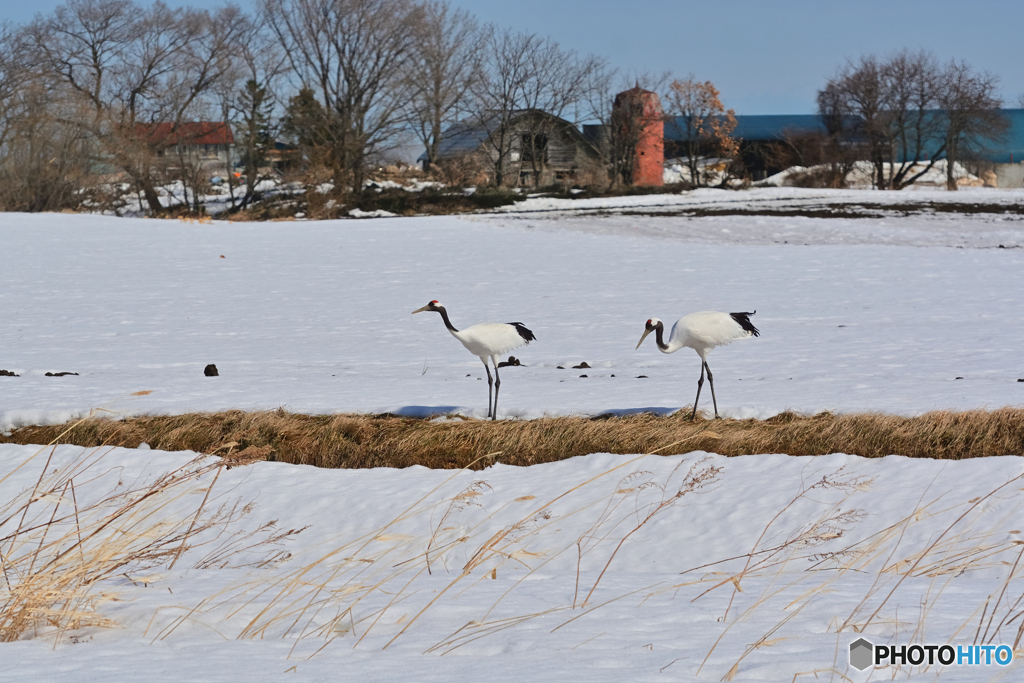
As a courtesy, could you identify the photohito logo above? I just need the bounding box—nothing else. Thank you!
[849,637,1013,671]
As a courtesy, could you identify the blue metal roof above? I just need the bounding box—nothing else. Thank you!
[985,109,1024,163]
[666,114,827,143]
[419,110,602,163]
[427,118,496,161]
[666,109,1024,163]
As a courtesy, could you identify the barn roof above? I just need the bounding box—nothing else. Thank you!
[429,117,496,159]
[420,110,600,162]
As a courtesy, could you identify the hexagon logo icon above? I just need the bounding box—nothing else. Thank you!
[849,637,874,671]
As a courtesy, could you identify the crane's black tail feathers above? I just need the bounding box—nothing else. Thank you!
[729,311,760,337]
[508,322,536,343]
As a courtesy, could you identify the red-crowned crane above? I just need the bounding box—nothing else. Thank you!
[412,300,536,420]
[635,311,759,420]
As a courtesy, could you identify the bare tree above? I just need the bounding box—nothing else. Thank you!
[515,41,603,187]
[811,82,859,187]
[939,61,1006,190]
[262,0,421,194]
[216,12,287,210]
[26,0,243,213]
[26,0,156,210]
[0,22,26,154]
[470,27,539,187]
[821,51,948,190]
[760,128,857,188]
[577,64,616,185]
[879,50,946,189]
[0,82,97,212]
[168,5,250,212]
[469,27,602,187]
[0,23,97,212]
[402,1,482,172]
[823,51,1010,191]
[663,76,738,186]
[820,57,885,187]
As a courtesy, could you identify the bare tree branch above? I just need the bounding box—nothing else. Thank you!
[262,0,421,193]
[940,61,1007,190]
[401,1,482,172]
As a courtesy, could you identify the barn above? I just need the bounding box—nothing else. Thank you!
[421,110,604,186]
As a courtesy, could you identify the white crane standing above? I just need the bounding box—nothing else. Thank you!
[412,300,536,420]
[635,311,759,420]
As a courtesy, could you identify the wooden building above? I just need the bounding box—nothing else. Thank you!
[422,110,603,186]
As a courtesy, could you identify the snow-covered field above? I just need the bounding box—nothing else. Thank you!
[2,188,1024,429]
[3,189,1024,681]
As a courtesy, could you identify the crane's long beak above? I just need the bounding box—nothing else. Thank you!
[635,328,653,350]
[411,305,431,314]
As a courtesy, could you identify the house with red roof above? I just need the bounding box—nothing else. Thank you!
[136,122,235,176]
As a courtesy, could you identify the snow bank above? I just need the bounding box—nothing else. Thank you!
[758,159,990,189]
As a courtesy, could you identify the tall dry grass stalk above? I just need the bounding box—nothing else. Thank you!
[680,466,1024,680]
[4,407,1024,470]
[191,449,1024,675]
[142,438,726,658]
[0,435,285,643]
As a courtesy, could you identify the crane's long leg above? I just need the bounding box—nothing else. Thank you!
[691,362,706,420]
[704,361,719,419]
[484,361,493,419]
[492,357,501,421]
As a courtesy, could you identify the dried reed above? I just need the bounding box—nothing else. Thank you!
[4,407,1024,470]
[0,436,290,643]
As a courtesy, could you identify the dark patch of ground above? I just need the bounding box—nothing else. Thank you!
[612,202,1024,220]
[227,187,527,220]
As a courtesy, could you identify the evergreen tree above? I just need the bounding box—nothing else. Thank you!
[281,87,339,177]
[234,79,274,208]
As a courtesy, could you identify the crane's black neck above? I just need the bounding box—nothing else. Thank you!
[654,321,669,352]
[436,307,458,333]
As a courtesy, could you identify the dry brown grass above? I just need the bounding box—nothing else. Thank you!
[3,408,1023,470]
[1,443,230,642]
[0,417,304,645]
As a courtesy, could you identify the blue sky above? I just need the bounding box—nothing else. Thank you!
[4,0,1021,114]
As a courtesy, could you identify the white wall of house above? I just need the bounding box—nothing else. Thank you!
[166,144,234,175]
[995,162,1024,188]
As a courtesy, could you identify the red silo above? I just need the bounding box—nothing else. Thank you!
[613,86,664,186]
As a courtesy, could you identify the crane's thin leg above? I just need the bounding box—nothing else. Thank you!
[691,362,706,420]
[484,361,493,419]
[704,361,719,418]
[492,358,501,421]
